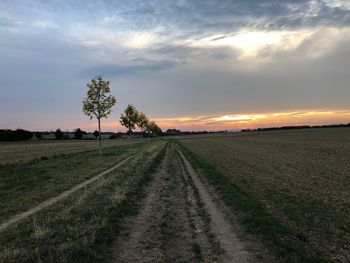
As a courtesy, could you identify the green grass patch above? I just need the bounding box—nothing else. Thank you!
[0,139,146,166]
[178,142,331,263]
[0,142,152,222]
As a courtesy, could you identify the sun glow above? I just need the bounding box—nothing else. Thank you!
[124,32,156,49]
[208,115,266,122]
[191,29,313,59]
[152,110,350,131]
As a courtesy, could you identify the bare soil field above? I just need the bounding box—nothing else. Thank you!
[0,139,143,165]
[178,128,350,262]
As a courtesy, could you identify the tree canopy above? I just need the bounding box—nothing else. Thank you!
[120,105,162,138]
[55,129,63,140]
[82,77,116,120]
[137,112,149,133]
[93,130,99,139]
[82,76,116,156]
[74,128,84,139]
[146,121,162,136]
[120,104,139,135]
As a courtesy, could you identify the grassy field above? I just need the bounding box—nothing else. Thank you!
[0,140,156,223]
[0,140,166,262]
[0,139,143,166]
[178,128,350,262]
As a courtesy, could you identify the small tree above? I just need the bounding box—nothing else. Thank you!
[93,130,99,139]
[120,104,139,136]
[145,121,162,140]
[35,132,42,140]
[145,121,152,141]
[55,129,63,140]
[153,123,162,136]
[149,121,162,136]
[74,128,84,139]
[137,112,149,137]
[82,76,116,156]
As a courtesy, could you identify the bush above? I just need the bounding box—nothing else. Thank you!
[0,129,33,141]
[55,129,64,140]
[93,130,99,139]
[74,128,84,139]
[35,132,42,140]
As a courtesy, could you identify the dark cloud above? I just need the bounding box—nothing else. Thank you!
[112,0,350,31]
[5,1,350,32]
[77,60,177,78]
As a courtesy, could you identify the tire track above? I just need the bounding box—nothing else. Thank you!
[177,146,254,262]
[112,143,257,262]
[0,153,138,232]
[112,143,197,262]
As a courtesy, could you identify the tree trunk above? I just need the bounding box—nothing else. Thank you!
[128,127,132,148]
[98,118,102,157]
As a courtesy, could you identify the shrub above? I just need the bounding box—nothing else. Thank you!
[93,130,99,139]
[0,129,33,141]
[55,129,64,140]
[35,132,42,140]
[74,128,84,139]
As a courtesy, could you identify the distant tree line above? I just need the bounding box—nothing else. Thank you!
[163,129,228,136]
[0,129,33,141]
[241,123,350,132]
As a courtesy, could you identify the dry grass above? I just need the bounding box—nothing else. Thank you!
[179,128,350,262]
[0,139,144,166]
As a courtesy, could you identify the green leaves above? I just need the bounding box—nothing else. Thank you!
[137,112,149,131]
[120,105,162,136]
[120,104,139,135]
[82,76,116,120]
[145,120,162,136]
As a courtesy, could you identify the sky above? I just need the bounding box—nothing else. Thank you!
[0,0,350,132]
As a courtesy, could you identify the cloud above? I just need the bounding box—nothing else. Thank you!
[77,59,177,78]
[0,15,18,27]
[153,110,350,131]
[32,20,59,29]
[1,0,350,131]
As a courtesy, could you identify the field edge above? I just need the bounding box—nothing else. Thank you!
[176,141,331,263]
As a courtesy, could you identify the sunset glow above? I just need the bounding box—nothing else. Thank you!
[152,110,350,131]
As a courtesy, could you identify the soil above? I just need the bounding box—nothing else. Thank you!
[112,143,262,262]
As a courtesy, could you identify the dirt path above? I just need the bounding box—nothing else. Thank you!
[0,153,137,232]
[112,143,257,262]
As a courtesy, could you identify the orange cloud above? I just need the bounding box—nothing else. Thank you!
[64,109,350,132]
[153,109,350,131]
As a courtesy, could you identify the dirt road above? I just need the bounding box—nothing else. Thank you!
[112,143,258,262]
